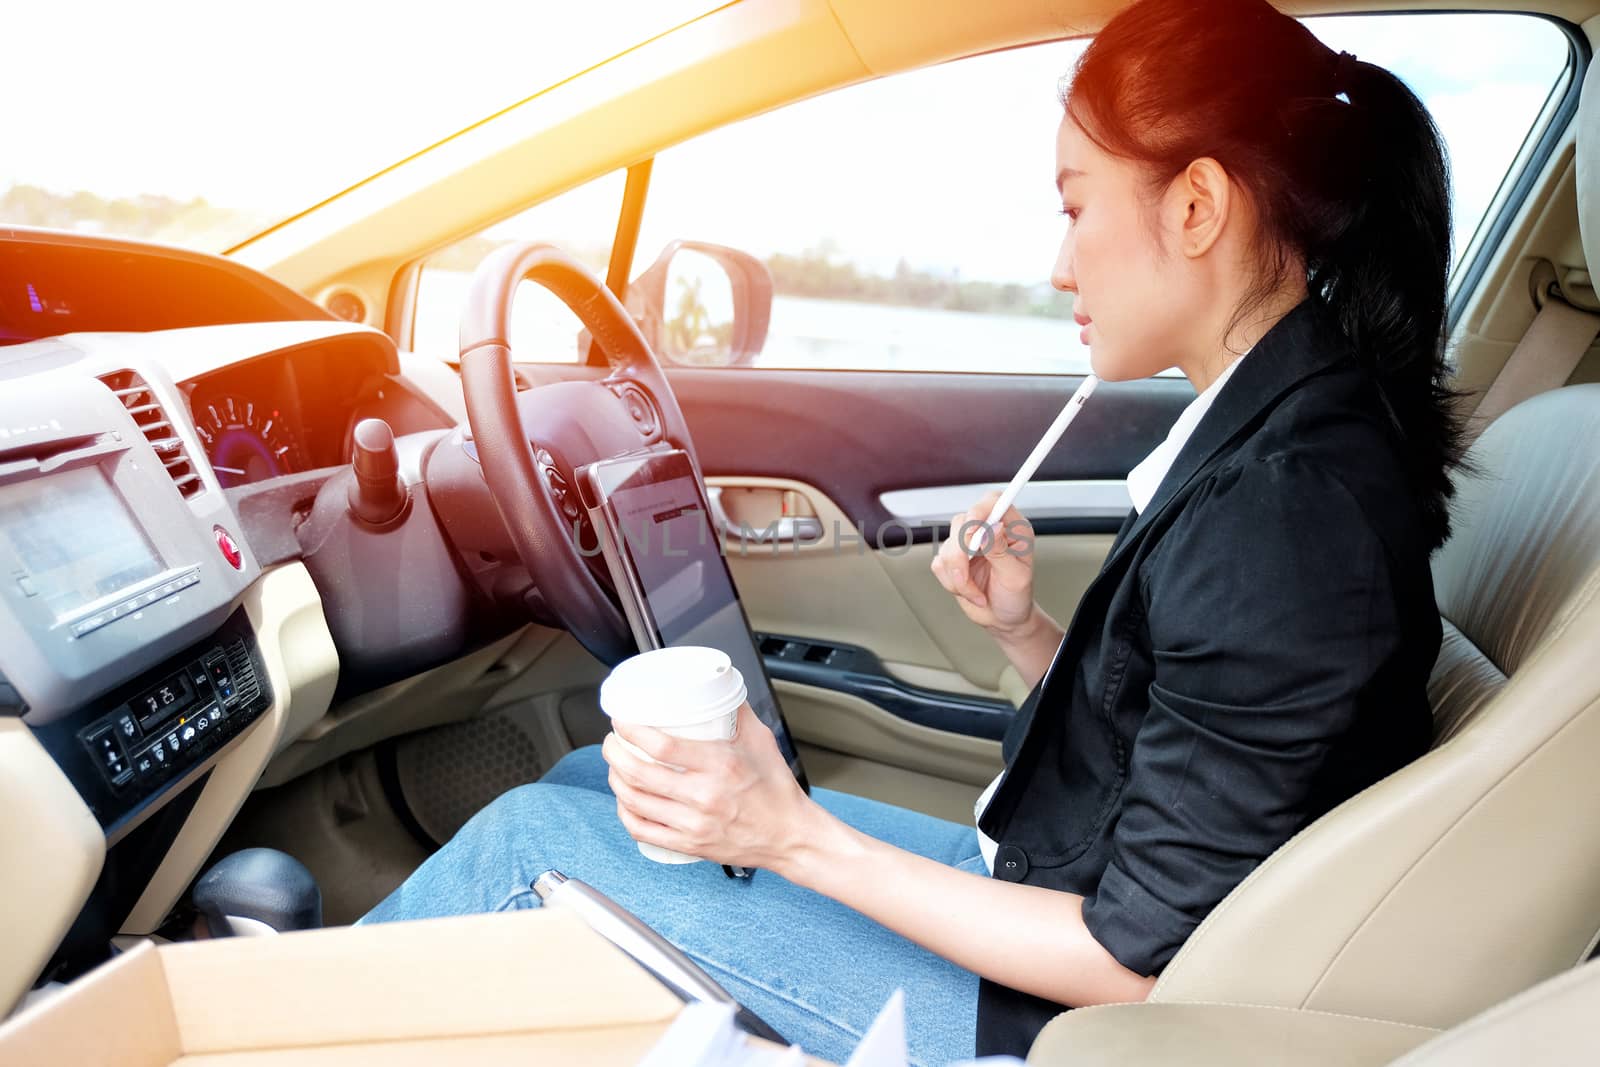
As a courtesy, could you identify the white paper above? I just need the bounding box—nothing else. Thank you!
[635,1001,746,1067]
[635,989,915,1067]
[843,989,908,1067]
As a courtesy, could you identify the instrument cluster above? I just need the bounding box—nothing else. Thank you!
[191,391,304,488]
[183,340,401,487]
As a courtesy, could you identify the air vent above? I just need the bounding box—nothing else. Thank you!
[223,639,261,706]
[97,370,202,499]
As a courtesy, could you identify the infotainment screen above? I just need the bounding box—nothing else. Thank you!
[581,449,808,792]
[0,465,163,620]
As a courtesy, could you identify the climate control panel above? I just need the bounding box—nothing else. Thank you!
[79,637,259,792]
[32,608,272,834]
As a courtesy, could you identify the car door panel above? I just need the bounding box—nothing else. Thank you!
[680,369,1183,807]
[794,741,992,824]
[872,530,1118,691]
[675,369,1190,545]
[680,372,1187,704]
[703,474,1117,695]
[511,362,1184,804]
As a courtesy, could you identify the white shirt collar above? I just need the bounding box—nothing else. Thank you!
[1126,350,1252,515]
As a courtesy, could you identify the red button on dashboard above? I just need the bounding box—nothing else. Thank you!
[214,526,243,570]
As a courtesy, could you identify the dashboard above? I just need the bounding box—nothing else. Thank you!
[0,229,461,719]
[0,227,468,1006]
[183,334,443,488]
[0,225,329,344]
[2,226,453,490]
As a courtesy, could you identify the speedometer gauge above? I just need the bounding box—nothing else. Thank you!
[193,394,299,488]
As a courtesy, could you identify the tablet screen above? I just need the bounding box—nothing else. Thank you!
[585,449,808,790]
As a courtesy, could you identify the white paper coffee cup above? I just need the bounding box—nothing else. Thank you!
[599,646,747,864]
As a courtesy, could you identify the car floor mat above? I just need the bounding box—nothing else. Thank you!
[388,709,549,847]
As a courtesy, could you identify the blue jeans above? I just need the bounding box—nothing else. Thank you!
[360,745,983,1066]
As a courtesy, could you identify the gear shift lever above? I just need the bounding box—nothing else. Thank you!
[193,848,322,937]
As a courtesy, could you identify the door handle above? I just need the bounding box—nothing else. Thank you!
[705,486,823,544]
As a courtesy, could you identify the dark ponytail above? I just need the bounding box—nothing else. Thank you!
[1063,0,1466,550]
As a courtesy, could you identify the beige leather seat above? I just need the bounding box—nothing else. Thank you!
[1030,955,1600,1066]
[1027,55,1600,1067]
[1126,379,1600,1019]
[1390,957,1600,1067]
[1029,383,1600,1065]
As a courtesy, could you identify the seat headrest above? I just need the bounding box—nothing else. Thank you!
[1576,59,1600,275]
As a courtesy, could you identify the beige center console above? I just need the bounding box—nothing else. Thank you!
[0,908,830,1065]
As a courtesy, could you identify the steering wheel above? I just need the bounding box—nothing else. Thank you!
[458,242,702,666]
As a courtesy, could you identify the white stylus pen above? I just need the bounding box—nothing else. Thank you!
[966,374,1100,554]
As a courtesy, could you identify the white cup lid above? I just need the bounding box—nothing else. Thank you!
[599,646,747,727]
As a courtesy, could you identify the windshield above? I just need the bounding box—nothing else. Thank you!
[0,0,720,252]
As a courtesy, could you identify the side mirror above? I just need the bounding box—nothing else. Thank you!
[627,241,772,367]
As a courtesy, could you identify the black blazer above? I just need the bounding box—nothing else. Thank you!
[974,297,1441,1057]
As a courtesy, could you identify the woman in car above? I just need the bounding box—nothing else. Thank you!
[361,0,1460,1061]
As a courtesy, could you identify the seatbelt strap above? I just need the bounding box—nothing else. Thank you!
[1467,297,1600,441]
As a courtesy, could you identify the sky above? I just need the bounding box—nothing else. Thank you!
[0,0,718,214]
[1,5,1572,287]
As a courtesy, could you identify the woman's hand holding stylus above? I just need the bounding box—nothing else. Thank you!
[931,491,1035,630]
[931,492,1064,690]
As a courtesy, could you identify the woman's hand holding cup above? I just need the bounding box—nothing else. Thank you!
[598,646,815,871]
[602,702,813,873]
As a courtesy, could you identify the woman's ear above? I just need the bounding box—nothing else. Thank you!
[1173,156,1232,259]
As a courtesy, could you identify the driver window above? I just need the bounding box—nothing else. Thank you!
[632,40,1086,374]
[411,169,626,363]
[631,14,1569,374]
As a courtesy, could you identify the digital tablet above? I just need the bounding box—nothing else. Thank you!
[578,448,809,791]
